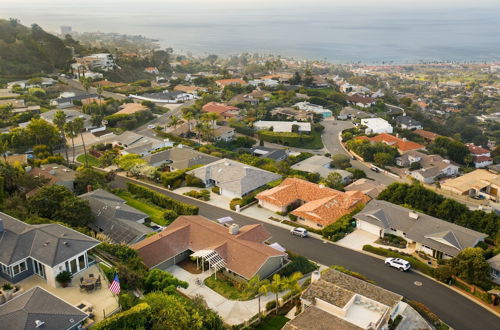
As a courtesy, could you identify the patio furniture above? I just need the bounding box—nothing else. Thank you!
[89,273,94,278]
[80,277,83,284]
[79,284,86,292]
[82,277,97,292]
[95,276,102,289]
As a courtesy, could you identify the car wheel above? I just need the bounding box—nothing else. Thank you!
[399,267,404,271]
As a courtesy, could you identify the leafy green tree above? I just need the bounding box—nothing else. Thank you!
[144,269,188,294]
[450,248,491,289]
[331,154,351,169]
[26,119,61,151]
[74,168,107,194]
[322,172,344,190]
[346,167,366,180]
[116,154,146,171]
[373,152,394,166]
[0,140,9,163]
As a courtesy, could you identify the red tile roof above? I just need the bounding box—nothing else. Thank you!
[202,102,239,117]
[473,156,493,163]
[466,143,490,155]
[256,178,369,227]
[132,216,285,279]
[346,94,375,105]
[215,78,248,87]
[414,129,440,142]
[357,133,424,153]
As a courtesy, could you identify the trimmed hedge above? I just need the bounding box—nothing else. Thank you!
[230,198,242,211]
[362,245,434,276]
[230,122,255,136]
[163,209,178,222]
[407,300,448,329]
[92,302,150,330]
[185,174,205,188]
[127,182,198,215]
[321,205,364,241]
[257,130,314,146]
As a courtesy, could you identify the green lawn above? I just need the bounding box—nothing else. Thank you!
[116,191,167,225]
[76,154,100,167]
[253,315,289,330]
[204,275,255,301]
[300,130,324,149]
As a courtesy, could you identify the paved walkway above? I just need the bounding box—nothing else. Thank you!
[166,265,280,325]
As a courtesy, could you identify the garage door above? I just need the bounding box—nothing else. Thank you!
[357,220,382,236]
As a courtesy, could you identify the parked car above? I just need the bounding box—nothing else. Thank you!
[150,224,165,232]
[147,124,156,129]
[290,227,308,238]
[385,257,411,271]
[370,166,380,173]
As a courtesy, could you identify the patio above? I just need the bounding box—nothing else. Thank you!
[0,264,119,322]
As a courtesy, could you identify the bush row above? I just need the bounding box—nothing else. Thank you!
[362,245,434,276]
[92,303,150,330]
[127,182,198,215]
[257,130,314,147]
[230,122,255,136]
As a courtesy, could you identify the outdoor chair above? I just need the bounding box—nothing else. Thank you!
[89,273,94,278]
[95,277,102,289]
[79,284,86,292]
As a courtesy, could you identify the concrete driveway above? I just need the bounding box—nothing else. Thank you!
[337,229,378,251]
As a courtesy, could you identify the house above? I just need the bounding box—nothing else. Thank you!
[360,118,393,134]
[394,115,423,130]
[202,102,240,119]
[115,103,149,115]
[130,91,195,104]
[215,78,248,88]
[27,164,77,195]
[229,90,270,106]
[248,78,279,88]
[337,107,374,120]
[346,94,376,108]
[414,129,441,143]
[270,107,310,121]
[355,200,487,259]
[144,66,159,74]
[187,158,281,198]
[0,286,89,330]
[466,143,493,168]
[283,268,430,330]
[441,169,500,201]
[41,109,93,130]
[131,215,287,280]
[290,155,352,182]
[407,154,459,184]
[248,146,288,161]
[173,85,207,95]
[344,179,386,199]
[0,213,100,287]
[79,189,153,245]
[293,102,332,118]
[213,125,235,142]
[143,146,220,169]
[357,133,424,153]
[50,93,99,109]
[81,53,115,71]
[256,178,369,228]
[253,120,311,133]
[7,77,56,90]
[486,254,500,285]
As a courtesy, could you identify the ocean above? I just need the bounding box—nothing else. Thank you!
[1,0,499,64]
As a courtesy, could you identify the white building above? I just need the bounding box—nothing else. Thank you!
[83,53,116,71]
[360,118,393,134]
[248,79,279,88]
[254,120,311,133]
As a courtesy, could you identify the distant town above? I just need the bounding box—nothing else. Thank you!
[0,19,499,330]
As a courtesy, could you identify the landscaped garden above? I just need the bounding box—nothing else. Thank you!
[76,154,100,167]
[115,190,169,225]
[375,233,407,249]
[252,315,289,330]
[204,273,256,301]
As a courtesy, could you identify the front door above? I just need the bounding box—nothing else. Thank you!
[33,259,46,279]
[432,249,444,260]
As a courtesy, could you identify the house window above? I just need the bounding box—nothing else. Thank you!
[78,255,86,270]
[12,260,28,276]
[1,263,11,277]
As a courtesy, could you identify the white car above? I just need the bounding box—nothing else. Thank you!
[385,257,411,271]
[147,124,156,129]
[290,227,308,238]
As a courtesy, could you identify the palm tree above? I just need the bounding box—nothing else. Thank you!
[0,140,9,163]
[53,110,69,164]
[243,276,269,320]
[260,273,286,315]
[167,115,182,130]
[285,272,303,296]
[182,111,195,137]
[72,117,88,167]
[64,121,78,163]
[82,78,91,93]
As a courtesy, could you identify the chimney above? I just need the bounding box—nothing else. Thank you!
[0,219,3,233]
[228,223,240,235]
[311,270,321,283]
[35,320,45,328]
[409,211,419,220]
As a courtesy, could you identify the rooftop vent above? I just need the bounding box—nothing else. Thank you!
[63,241,70,247]
[35,320,45,328]
[409,211,419,220]
[43,241,50,247]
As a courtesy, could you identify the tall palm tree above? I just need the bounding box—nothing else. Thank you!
[64,121,77,163]
[260,274,286,315]
[167,115,182,130]
[72,117,88,167]
[182,111,195,137]
[0,140,9,163]
[285,272,303,296]
[53,110,69,164]
[243,276,269,320]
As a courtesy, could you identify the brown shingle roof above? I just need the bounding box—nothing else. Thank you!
[215,78,248,87]
[132,216,285,279]
[414,129,440,142]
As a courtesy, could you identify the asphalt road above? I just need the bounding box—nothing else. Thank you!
[321,118,398,186]
[110,175,499,330]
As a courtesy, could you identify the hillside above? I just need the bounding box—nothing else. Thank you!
[0,18,72,78]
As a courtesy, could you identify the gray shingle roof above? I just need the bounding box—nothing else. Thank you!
[355,200,487,257]
[79,189,153,244]
[188,158,281,196]
[0,213,99,267]
[0,286,88,330]
[143,147,220,169]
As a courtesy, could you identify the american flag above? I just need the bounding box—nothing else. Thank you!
[109,273,120,294]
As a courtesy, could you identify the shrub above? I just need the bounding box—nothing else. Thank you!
[266,300,277,311]
[211,186,220,194]
[127,182,199,215]
[329,265,375,284]
[230,198,242,210]
[230,122,255,136]
[185,174,205,188]
[163,209,178,222]
[55,270,72,284]
[93,303,150,330]
[118,293,139,310]
[289,213,298,221]
[257,130,314,147]
[183,190,210,201]
[97,242,138,260]
[407,300,443,327]
[279,252,318,277]
[321,205,363,240]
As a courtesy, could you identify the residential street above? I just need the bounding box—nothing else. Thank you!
[110,175,499,330]
[321,118,398,186]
